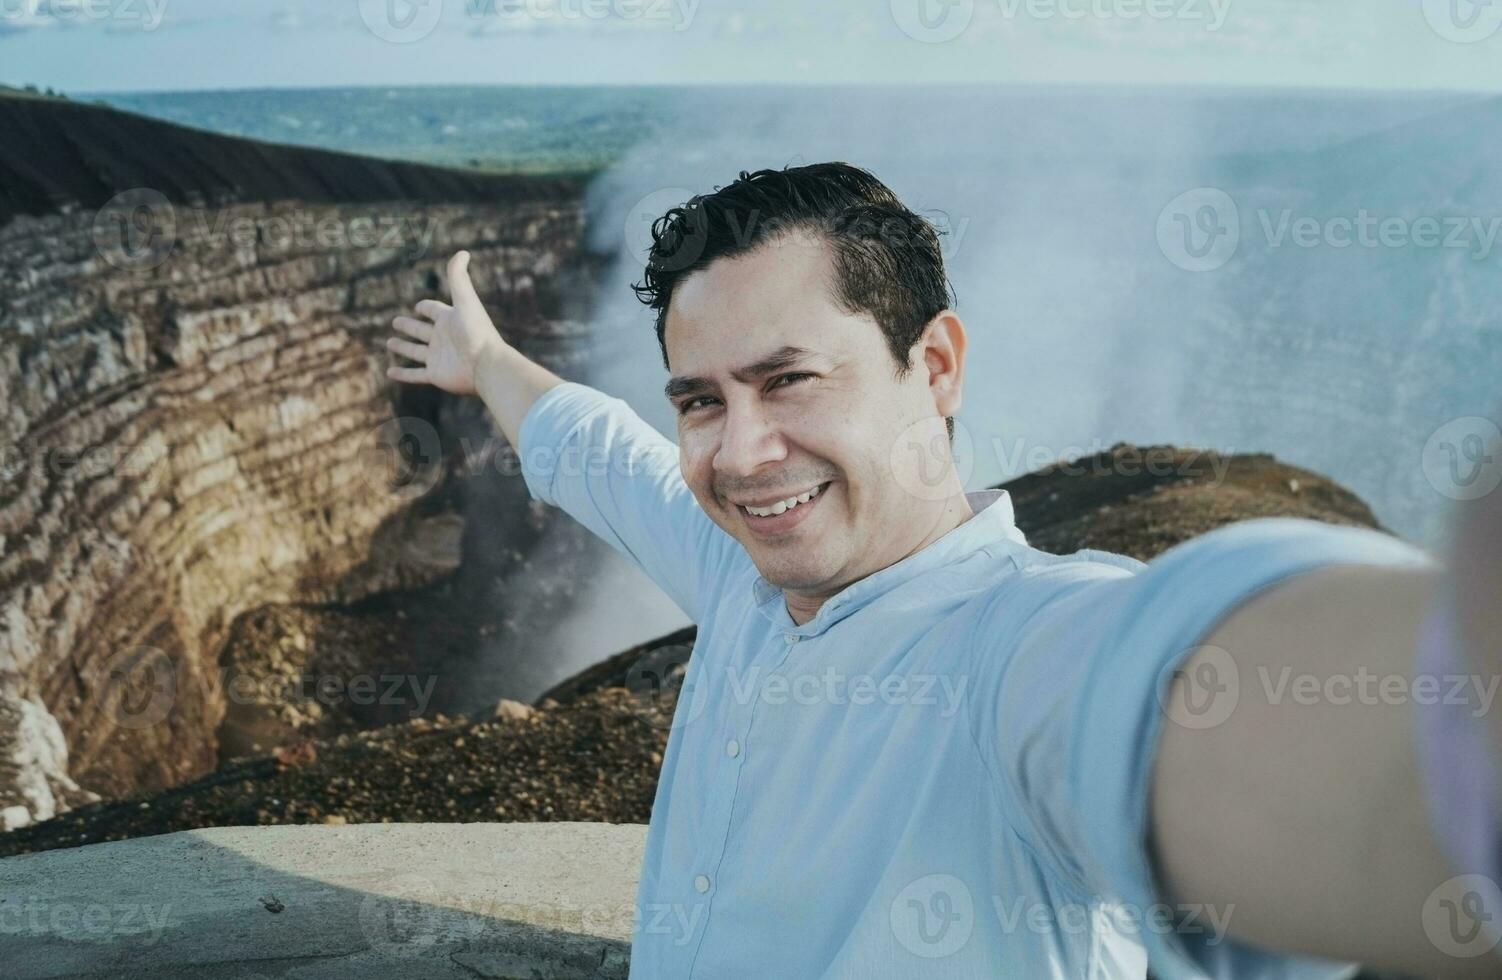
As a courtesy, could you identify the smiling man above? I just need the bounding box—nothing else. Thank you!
[387,163,1501,978]
[657,216,972,625]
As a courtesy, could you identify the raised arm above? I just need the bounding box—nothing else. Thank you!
[386,250,738,622]
[386,250,565,448]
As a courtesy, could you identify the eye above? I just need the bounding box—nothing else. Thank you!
[677,375,810,415]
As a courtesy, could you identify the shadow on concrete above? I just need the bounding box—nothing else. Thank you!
[1,822,646,979]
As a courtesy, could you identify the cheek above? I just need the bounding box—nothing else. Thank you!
[777,395,848,446]
[790,401,863,457]
[677,428,716,488]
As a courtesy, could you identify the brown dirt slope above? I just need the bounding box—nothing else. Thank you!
[0,92,583,226]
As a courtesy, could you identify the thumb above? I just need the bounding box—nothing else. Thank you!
[447,251,483,311]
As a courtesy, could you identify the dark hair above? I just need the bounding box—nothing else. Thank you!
[631,162,957,442]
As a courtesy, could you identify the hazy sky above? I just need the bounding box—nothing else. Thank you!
[2,0,1500,93]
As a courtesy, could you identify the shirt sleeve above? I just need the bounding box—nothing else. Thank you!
[969,517,1439,980]
[516,381,738,623]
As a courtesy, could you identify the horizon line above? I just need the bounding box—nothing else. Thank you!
[59,80,1502,100]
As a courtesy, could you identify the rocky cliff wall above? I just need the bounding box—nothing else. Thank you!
[0,94,598,810]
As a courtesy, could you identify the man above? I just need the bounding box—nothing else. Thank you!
[387,163,1501,978]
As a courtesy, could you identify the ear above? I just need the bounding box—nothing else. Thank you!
[917,311,966,418]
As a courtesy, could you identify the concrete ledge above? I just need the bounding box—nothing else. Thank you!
[1,822,647,979]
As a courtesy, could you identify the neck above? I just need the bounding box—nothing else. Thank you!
[783,490,976,626]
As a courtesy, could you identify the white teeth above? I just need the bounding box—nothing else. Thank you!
[744,483,824,518]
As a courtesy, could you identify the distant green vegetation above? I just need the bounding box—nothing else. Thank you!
[94,85,696,177]
[0,83,73,102]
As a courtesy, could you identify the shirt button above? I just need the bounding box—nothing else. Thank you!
[694,874,712,893]
[726,739,740,758]
[784,633,799,644]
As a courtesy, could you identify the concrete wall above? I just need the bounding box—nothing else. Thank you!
[1,822,646,979]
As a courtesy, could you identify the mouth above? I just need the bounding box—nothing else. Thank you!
[733,481,831,538]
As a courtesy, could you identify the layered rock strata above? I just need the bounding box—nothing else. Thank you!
[0,93,598,811]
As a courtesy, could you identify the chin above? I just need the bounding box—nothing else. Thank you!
[749,553,836,593]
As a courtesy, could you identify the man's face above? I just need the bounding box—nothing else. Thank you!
[663,235,962,603]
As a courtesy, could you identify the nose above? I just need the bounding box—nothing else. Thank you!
[712,397,787,480]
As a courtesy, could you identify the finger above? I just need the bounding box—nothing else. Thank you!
[392,316,434,343]
[415,299,451,321]
[387,365,428,384]
[447,250,483,311]
[386,337,428,363]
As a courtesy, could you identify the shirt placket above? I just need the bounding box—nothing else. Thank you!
[682,627,810,977]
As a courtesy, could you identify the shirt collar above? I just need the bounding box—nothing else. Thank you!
[751,489,1030,634]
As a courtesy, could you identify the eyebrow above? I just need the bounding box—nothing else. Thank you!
[663,345,817,402]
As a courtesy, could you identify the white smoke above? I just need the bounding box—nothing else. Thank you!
[522,86,1494,688]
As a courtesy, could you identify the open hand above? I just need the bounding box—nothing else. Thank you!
[387,251,506,397]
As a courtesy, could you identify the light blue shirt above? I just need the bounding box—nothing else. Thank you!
[519,382,1436,979]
